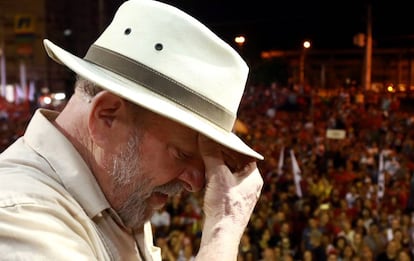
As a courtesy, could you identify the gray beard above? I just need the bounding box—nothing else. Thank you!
[119,179,183,229]
[110,131,183,229]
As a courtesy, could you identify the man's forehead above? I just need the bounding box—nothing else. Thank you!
[144,112,199,148]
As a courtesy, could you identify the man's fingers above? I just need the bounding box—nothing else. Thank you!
[198,134,258,177]
[222,148,256,174]
[198,134,221,158]
[198,135,225,176]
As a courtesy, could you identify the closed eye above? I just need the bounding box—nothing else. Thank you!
[168,145,193,161]
[177,150,192,160]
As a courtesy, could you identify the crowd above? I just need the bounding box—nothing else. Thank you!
[148,84,414,261]
[235,84,414,261]
[0,98,33,152]
[0,83,413,261]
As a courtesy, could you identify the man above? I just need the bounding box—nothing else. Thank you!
[0,0,264,260]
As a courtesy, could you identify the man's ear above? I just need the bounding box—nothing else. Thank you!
[88,91,129,148]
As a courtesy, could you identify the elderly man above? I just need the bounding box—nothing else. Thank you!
[0,0,264,260]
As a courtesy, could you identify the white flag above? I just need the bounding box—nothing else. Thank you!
[290,149,302,197]
[277,147,284,176]
[15,84,24,104]
[28,80,36,101]
[0,50,6,97]
[19,61,27,100]
[377,150,385,200]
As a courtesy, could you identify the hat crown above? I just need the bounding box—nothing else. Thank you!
[43,0,263,159]
[91,0,248,129]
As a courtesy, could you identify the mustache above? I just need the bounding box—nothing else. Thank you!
[152,180,184,197]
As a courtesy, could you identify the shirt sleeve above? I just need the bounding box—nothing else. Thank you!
[0,202,105,261]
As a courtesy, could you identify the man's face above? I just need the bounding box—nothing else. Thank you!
[106,111,205,230]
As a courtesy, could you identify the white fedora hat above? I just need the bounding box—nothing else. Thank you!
[43,0,263,160]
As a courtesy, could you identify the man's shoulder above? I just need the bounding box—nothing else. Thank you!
[0,139,73,209]
[0,168,66,208]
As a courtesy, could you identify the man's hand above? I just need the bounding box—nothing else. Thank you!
[195,134,263,260]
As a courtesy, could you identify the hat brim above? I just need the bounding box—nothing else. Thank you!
[43,39,263,160]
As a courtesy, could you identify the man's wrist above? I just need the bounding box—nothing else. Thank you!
[196,217,244,260]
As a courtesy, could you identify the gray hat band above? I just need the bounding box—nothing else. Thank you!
[84,44,235,131]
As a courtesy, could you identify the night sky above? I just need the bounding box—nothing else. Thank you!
[158,0,414,54]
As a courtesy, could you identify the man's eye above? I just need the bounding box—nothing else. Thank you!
[177,151,190,160]
[169,145,192,161]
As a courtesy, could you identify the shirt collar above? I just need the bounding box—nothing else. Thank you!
[24,109,111,218]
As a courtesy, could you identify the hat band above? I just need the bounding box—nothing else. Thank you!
[84,45,235,131]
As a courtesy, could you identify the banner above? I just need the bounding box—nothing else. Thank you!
[326,129,346,139]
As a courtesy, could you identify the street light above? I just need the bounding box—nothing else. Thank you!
[234,35,246,56]
[234,35,246,48]
[303,40,311,49]
[299,40,311,88]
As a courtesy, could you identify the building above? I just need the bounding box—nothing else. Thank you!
[0,0,123,100]
[1,0,414,101]
[260,47,414,95]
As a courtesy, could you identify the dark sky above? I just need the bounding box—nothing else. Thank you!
[158,1,414,54]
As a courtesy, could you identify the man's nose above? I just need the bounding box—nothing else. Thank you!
[178,163,205,192]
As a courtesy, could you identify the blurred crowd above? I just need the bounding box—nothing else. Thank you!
[235,84,414,261]
[0,98,33,152]
[149,84,414,261]
[1,84,414,261]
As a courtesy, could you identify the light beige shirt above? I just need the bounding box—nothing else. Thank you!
[0,109,161,261]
